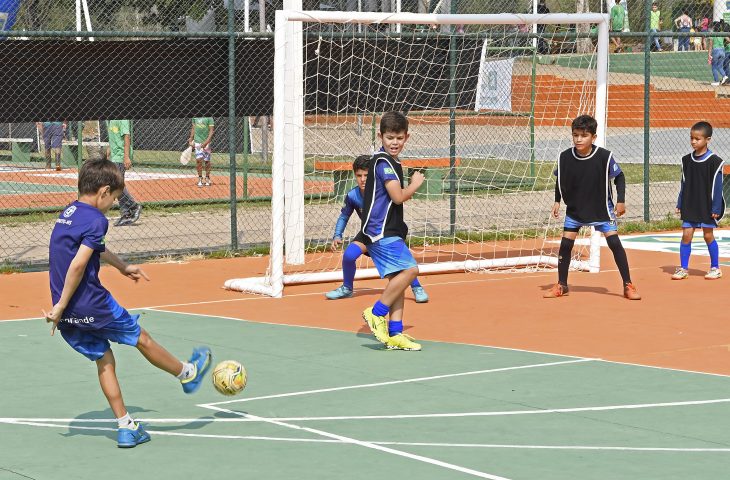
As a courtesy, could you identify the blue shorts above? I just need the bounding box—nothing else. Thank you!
[43,124,63,149]
[367,237,417,278]
[682,221,717,229]
[563,215,617,233]
[58,309,141,361]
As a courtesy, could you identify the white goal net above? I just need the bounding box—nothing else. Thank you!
[226,11,610,297]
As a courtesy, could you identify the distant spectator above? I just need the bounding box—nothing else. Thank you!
[674,10,692,51]
[536,0,550,54]
[649,3,662,51]
[610,0,625,53]
[37,121,65,171]
[708,22,727,86]
[700,15,710,49]
[188,117,215,187]
[106,120,142,226]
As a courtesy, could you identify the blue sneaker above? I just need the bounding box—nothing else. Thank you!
[181,346,212,394]
[412,286,429,303]
[325,284,353,300]
[117,423,151,448]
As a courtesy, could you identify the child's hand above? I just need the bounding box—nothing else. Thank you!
[42,306,63,336]
[550,202,560,218]
[188,139,194,147]
[123,156,132,170]
[331,238,343,251]
[712,213,720,219]
[122,265,150,282]
[410,171,425,189]
[614,202,626,217]
[676,208,681,215]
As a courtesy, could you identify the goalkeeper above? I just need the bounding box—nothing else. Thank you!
[324,154,429,303]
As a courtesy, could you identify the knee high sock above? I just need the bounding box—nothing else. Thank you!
[680,242,691,269]
[707,240,719,269]
[342,243,363,289]
[558,237,575,286]
[606,235,631,284]
[411,277,421,288]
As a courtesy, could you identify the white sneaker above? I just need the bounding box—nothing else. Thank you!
[671,267,689,280]
[705,267,722,280]
[723,76,729,85]
[711,82,721,86]
[204,178,211,186]
[197,179,203,187]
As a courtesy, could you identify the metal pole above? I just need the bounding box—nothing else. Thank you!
[260,0,269,165]
[228,0,239,250]
[530,45,536,178]
[76,121,82,168]
[448,0,456,235]
[643,0,651,222]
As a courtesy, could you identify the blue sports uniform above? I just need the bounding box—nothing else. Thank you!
[361,153,417,278]
[49,201,141,361]
[334,186,366,243]
[676,149,725,228]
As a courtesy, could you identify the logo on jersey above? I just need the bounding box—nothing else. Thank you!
[63,205,77,218]
[383,167,394,174]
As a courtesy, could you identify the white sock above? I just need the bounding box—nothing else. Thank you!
[117,413,136,429]
[176,362,196,381]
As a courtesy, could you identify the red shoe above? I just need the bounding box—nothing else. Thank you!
[624,283,641,300]
[543,283,568,298]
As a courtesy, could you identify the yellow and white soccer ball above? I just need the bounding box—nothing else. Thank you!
[212,360,247,396]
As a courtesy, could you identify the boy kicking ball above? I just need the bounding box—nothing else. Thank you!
[325,154,428,303]
[44,159,212,448]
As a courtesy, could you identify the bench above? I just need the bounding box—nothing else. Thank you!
[314,157,462,199]
[62,140,110,166]
[0,138,33,163]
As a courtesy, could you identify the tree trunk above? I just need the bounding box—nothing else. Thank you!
[576,0,592,54]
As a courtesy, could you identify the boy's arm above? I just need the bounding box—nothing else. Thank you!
[384,171,424,205]
[123,134,132,169]
[676,172,685,213]
[613,172,626,216]
[332,198,354,249]
[45,245,95,332]
[188,124,195,146]
[711,168,724,217]
[551,181,561,218]
[203,124,214,148]
[101,249,150,282]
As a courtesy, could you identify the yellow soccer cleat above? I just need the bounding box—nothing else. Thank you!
[362,307,390,344]
[386,333,422,351]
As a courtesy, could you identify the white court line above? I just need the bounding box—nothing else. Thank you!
[9,420,728,453]
[201,404,514,480]
[200,358,592,407]
[8,397,730,424]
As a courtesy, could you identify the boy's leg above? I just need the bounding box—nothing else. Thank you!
[53,146,62,170]
[326,242,366,299]
[605,232,641,299]
[383,268,422,351]
[703,227,722,278]
[196,158,203,185]
[544,231,576,297]
[204,159,211,184]
[44,143,52,168]
[409,276,429,303]
[673,227,694,278]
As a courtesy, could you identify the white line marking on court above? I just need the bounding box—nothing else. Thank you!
[199,359,592,407]
[372,442,730,452]
[200,405,514,480]
[8,397,730,425]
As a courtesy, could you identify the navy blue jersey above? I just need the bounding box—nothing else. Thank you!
[677,150,725,224]
[361,153,408,242]
[333,187,364,239]
[49,201,120,329]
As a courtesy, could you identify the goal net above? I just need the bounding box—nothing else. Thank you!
[226,11,610,297]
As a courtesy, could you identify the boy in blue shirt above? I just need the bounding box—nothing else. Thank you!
[672,121,725,280]
[325,154,428,303]
[361,112,425,351]
[544,114,641,300]
[44,159,212,448]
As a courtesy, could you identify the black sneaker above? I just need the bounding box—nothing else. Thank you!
[129,204,143,224]
[114,216,132,227]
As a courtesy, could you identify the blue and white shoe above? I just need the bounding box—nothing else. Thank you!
[411,286,429,303]
[181,346,212,394]
[325,284,353,300]
[117,423,151,448]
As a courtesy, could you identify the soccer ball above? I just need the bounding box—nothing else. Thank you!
[212,360,247,396]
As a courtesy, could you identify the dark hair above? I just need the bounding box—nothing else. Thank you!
[571,114,598,135]
[78,159,125,195]
[353,155,370,172]
[691,121,713,138]
[379,111,409,134]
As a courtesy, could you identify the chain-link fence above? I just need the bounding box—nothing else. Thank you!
[1,0,729,267]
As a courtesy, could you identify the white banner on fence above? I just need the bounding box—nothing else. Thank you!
[475,44,513,112]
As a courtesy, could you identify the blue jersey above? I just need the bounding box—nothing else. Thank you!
[49,201,122,329]
[362,153,407,242]
[333,187,364,239]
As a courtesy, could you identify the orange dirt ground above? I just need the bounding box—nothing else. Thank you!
[2,246,729,376]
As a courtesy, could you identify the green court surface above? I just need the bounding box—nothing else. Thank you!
[2,310,730,480]
[0,181,77,195]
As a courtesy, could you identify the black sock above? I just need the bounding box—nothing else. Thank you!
[606,235,631,284]
[558,237,575,286]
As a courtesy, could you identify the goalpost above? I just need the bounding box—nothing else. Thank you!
[226,11,610,297]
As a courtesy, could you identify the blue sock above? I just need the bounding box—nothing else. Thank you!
[372,300,389,317]
[411,277,421,288]
[342,243,362,290]
[388,320,403,337]
[707,240,719,268]
[680,242,691,269]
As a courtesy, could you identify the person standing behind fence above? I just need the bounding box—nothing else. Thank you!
[37,121,65,171]
[610,0,625,53]
[536,0,550,54]
[188,117,215,187]
[674,10,692,51]
[106,120,142,226]
[649,3,662,51]
[708,22,728,86]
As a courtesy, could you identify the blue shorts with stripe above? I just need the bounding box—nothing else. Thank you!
[682,221,717,229]
[563,215,617,233]
[367,236,417,278]
[58,306,141,361]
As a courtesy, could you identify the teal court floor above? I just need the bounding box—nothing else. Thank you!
[2,309,730,480]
